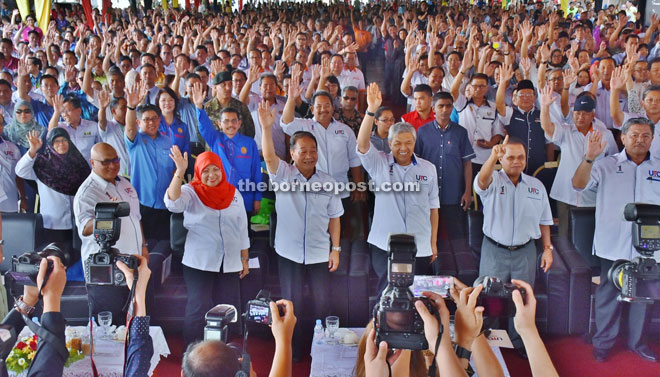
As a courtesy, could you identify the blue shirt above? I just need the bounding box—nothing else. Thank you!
[197,108,262,212]
[31,98,53,128]
[501,107,547,175]
[415,121,475,205]
[159,116,190,155]
[125,132,175,209]
[177,97,201,143]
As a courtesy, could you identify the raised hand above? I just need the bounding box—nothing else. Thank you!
[491,134,509,161]
[191,82,206,109]
[540,42,551,63]
[610,66,627,91]
[98,87,111,109]
[539,85,557,107]
[366,82,382,112]
[257,100,277,130]
[461,47,474,72]
[126,82,145,109]
[451,284,484,350]
[585,130,607,160]
[274,61,286,77]
[320,58,331,78]
[520,57,532,75]
[498,63,514,86]
[27,130,43,154]
[563,68,577,87]
[247,64,261,85]
[169,145,188,174]
[52,94,64,114]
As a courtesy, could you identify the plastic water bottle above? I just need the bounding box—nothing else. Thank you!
[314,319,324,344]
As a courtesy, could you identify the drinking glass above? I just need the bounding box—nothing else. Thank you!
[325,316,339,344]
[98,311,113,340]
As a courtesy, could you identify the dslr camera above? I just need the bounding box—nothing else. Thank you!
[608,203,660,303]
[245,290,284,325]
[373,234,437,350]
[9,243,70,286]
[84,202,138,286]
[474,276,526,317]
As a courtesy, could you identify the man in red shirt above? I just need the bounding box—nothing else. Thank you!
[401,84,434,130]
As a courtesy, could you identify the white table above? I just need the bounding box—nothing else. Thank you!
[10,325,170,377]
[310,327,510,377]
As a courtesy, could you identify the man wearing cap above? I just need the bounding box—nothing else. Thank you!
[540,87,618,237]
[204,71,255,139]
[496,67,554,177]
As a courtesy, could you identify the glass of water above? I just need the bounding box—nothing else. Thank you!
[98,311,113,340]
[325,316,339,344]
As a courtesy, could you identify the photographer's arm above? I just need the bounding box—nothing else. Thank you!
[28,257,67,377]
[117,255,154,377]
[269,300,296,377]
[511,280,559,377]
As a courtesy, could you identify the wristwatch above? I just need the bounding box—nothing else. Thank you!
[454,344,472,360]
[0,239,4,245]
[15,296,35,316]
[544,245,554,251]
[365,110,376,117]
[583,156,594,164]
[331,246,342,253]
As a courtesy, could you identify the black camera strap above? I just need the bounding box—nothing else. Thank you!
[426,309,443,377]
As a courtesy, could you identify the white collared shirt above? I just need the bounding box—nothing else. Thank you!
[268,160,344,264]
[73,172,143,262]
[620,112,660,158]
[358,144,440,257]
[164,185,250,273]
[0,138,21,212]
[475,170,553,246]
[547,121,618,206]
[58,119,101,162]
[251,97,287,160]
[339,68,366,92]
[281,117,361,198]
[15,153,72,230]
[98,120,131,178]
[455,95,505,164]
[577,150,660,261]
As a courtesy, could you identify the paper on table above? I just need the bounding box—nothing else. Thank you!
[486,329,514,349]
[249,257,260,269]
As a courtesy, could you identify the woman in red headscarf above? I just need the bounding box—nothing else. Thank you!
[165,146,250,346]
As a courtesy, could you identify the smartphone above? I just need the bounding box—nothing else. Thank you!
[413,275,454,298]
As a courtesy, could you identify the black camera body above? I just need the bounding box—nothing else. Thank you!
[9,243,69,286]
[85,202,138,286]
[245,290,284,325]
[373,234,435,350]
[475,276,526,317]
[608,203,660,303]
[85,250,138,286]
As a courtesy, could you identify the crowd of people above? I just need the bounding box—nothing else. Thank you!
[0,0,658,375]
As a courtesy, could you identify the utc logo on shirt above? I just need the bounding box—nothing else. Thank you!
[415,175,428,181]
[84,131,91,136]
[648,170,660,182]
[335,130,345,135]
[124,187,133,194]
[241,147,247,154]
[528,187,540,195]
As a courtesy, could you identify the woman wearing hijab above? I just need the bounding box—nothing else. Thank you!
[15,128,90,242]
[165,146,250,346]
[4,100,43,155]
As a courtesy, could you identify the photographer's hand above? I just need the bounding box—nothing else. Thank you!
[268,300,296,377]
[363,329,392,377]
[451,284,484,352]
[39,257,66,313]
[117,255,151,317]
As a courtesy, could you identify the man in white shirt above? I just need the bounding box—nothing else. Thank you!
[357,83,439,294]
[74,142,147,325]
[573,118,660,363]
[259,100,342,360]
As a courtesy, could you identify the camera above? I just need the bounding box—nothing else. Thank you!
[204,304,237,343]
[474,276,526,317]
[373,234,437,350]
[84,202,139,286]
[608,203,660,303]
[245,290,284,325]
[9,243,70,287]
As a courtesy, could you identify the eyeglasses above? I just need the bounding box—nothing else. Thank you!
[516,93,536,98]
[15,109,31,114]
[343,96,357,101]
[221,119,240,125]
[93,157,121,166]
[471,84,488,89]
[142,116,160,123]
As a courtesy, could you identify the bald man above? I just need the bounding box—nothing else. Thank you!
[73,142,148,323]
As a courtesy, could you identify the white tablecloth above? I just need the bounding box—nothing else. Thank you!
[11,325,170,377]
[310,327,510,377]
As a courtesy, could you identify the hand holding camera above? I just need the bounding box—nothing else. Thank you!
[269,300,296,346]
[511,279,538,338]
[451,283,485,350]
[116,255,151,317]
